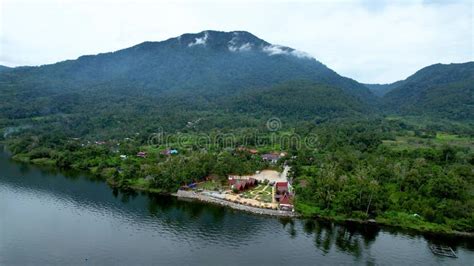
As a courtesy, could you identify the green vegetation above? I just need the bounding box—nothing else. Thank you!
[376,211,454,233]
[291,119,473,234]
[4,116,472,234]
[239,184,273,202]
[5,132,273,193]
[239,184,273,203]
[382,62,474,121]
[197,180,223,191]
[259,188,273,203]
[0,31,472,235]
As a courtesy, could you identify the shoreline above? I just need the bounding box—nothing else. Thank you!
[306,214,474,239]
[3,151,473,237]
[172,190,473,238]
[173,190,298,218]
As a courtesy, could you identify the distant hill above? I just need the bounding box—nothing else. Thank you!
[364,82,403,97]
[382,62,474,120]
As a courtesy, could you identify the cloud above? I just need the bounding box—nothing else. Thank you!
[228,34,253,52]
[228,42,252,52]
[262,44,313,59]
[188,32,208,47]
[290,50,313,59]
[262,44,288,56]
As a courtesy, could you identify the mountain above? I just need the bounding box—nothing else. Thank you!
[2,30,472,138]
[0,65,11,72]
[0,31,373,98]
[0,30,376,134]
[382,62,474,120]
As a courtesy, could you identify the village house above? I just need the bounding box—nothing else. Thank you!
[274,181,294,211]
[278,193,293,211]
[236,147,258,154]
[275,181,288,193]
[274,181,289,200]
[229,177,258,192]
[262,153,280,164]
[161,149,178,156]
[262,152,287,164]
[137,151,147,158]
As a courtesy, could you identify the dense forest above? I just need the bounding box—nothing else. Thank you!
[0,30,473,233]
[291,119,473,233]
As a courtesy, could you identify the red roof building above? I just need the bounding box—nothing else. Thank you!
[247,178,256,186]
[278,193,293,211]
[275,181,289,194]
[248,149,258,154]
[229,177,258,192]
[234,182,245,191]
[279,193,291,205]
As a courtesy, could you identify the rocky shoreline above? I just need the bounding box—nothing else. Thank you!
[173,190,298,218]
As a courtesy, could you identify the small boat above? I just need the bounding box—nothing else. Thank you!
[429,244,457,258]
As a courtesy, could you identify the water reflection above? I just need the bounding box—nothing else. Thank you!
[277,218,295,238]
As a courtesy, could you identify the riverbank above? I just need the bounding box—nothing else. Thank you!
[173,190,298,218]
[4,149,472,237]
[295,202,474,238]
[3,162,473,266]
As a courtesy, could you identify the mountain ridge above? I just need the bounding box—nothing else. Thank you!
[382,62,474,120]
[0,30,472,132]
[0,30,375,100]
[0,65,11,72]
[0,30,379,134]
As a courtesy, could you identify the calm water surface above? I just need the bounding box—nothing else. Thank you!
[0,148,472,265]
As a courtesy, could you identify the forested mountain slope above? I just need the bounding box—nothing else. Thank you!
[0,30,376,134]
[0,30,373,98]
[0,65,11,72]
[382,62,474,120]
[1,31,472,137]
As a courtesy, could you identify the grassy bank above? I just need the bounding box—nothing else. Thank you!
[295,202,473,237]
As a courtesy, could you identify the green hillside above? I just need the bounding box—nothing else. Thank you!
[382,62,474,120]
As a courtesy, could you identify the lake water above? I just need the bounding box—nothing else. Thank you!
[0,148,472,265]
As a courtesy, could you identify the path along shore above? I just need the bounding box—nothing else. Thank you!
[173,190,298,218]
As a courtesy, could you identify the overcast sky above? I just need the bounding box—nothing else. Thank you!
[0,0,472,83]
